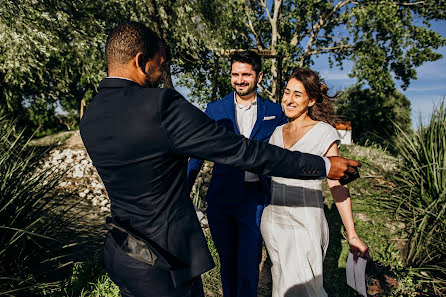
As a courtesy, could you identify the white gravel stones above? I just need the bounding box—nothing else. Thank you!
[40,147,110,213]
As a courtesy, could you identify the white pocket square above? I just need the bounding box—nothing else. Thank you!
[263,116,276,120]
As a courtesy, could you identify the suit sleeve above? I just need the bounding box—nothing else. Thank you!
[160,90,326,180]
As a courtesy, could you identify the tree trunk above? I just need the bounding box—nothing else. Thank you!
[163,60,174,88]
[211,54,219,101]
[268,0,282,102]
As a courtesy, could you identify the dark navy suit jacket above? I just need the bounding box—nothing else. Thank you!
[187,92,288,206]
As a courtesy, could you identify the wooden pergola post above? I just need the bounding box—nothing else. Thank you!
[276,54,283,104]
[211,53,219,102]
[80,99,86,119]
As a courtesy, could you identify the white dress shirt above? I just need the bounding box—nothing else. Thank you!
[234,93,260,182]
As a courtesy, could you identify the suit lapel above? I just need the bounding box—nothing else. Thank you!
[224,92,240,134]
[249,95,265,139]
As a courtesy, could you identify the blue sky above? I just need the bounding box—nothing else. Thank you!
[310,20,446,129]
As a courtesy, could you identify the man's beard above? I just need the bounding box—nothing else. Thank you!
[232,82,257,97]
[144,72,164,88]
[143,64,164,88]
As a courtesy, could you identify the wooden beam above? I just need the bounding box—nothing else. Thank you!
[220,49,279,58]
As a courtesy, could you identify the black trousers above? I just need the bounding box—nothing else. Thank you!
[103,232,204,297]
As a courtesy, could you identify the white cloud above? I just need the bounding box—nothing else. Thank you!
[403,85,446,92]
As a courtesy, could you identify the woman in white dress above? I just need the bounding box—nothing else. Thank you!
[260,68,369,297]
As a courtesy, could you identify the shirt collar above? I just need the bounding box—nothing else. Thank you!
[106,76,137,83]
[234,93,257,109]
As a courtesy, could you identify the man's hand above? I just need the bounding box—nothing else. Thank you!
[327,156,361,181]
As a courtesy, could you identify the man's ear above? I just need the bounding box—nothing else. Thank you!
[136,52,146,74]
[256,71,264,84]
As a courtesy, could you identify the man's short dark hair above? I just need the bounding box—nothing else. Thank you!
[230,50,262,74]
[105,22,162,68]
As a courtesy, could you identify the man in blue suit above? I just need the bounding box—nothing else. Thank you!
[187,51,287,297]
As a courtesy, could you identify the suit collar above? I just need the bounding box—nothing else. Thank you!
[220,92,268,138]
[98,77,141,89]
[250,95,266,139]
[221,92,240,134]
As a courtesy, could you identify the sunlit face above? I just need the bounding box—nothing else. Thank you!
[230,62,262,97]
[144,43,166,87]
[282,78,316,119]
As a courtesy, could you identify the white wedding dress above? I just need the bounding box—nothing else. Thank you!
[260,122,340,297]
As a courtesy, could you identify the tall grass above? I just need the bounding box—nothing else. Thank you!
[0,111,68,295]
[384,102,445,293]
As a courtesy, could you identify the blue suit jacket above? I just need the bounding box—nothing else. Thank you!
[187,92,287,207]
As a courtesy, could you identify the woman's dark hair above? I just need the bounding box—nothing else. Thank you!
[288,68,338,126]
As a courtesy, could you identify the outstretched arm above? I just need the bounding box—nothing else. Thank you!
[325,142,369,261]
[161,89,360,180]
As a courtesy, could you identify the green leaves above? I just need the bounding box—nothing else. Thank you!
[383,101,446,291]
[0,110,68,294]
[336,84,412,149]
[1,0,444,129]
[347,1,445,93]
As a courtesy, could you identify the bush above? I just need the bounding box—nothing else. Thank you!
[336,85,412,150]
[382,101,446,294]
[0,111,68,295]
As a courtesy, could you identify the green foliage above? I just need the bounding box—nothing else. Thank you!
[1,1,101,131]
[184,0,446,104]
[173,0,251,104]
[2,1,444,130]
[52,255,119,297]
[379,101,446,294]
[0,0,153,132]
[0,109,68,295]
[336,84,412,149]
[202,230,223,296]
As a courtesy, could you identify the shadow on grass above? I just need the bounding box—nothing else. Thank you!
[323,202,358,297]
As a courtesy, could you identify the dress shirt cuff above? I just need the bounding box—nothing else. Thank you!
[321,156,330,180]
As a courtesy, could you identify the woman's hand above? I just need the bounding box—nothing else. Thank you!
[349,236,369,262]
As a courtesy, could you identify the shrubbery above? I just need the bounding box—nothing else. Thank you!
[0,111,68,295]
[336,85,412,150]
[382,101,446,294]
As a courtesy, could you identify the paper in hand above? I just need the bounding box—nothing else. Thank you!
[346,252,368,297]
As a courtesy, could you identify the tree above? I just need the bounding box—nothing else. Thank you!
[0,0,248,131]
[2,1,444,132]
[172,0,254,105]
[181,0,445,104]
[0,1,114,133]
[335,84,412,148]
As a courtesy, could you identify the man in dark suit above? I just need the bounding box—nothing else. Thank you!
[80,21,361,297]
[187,51,286,297]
